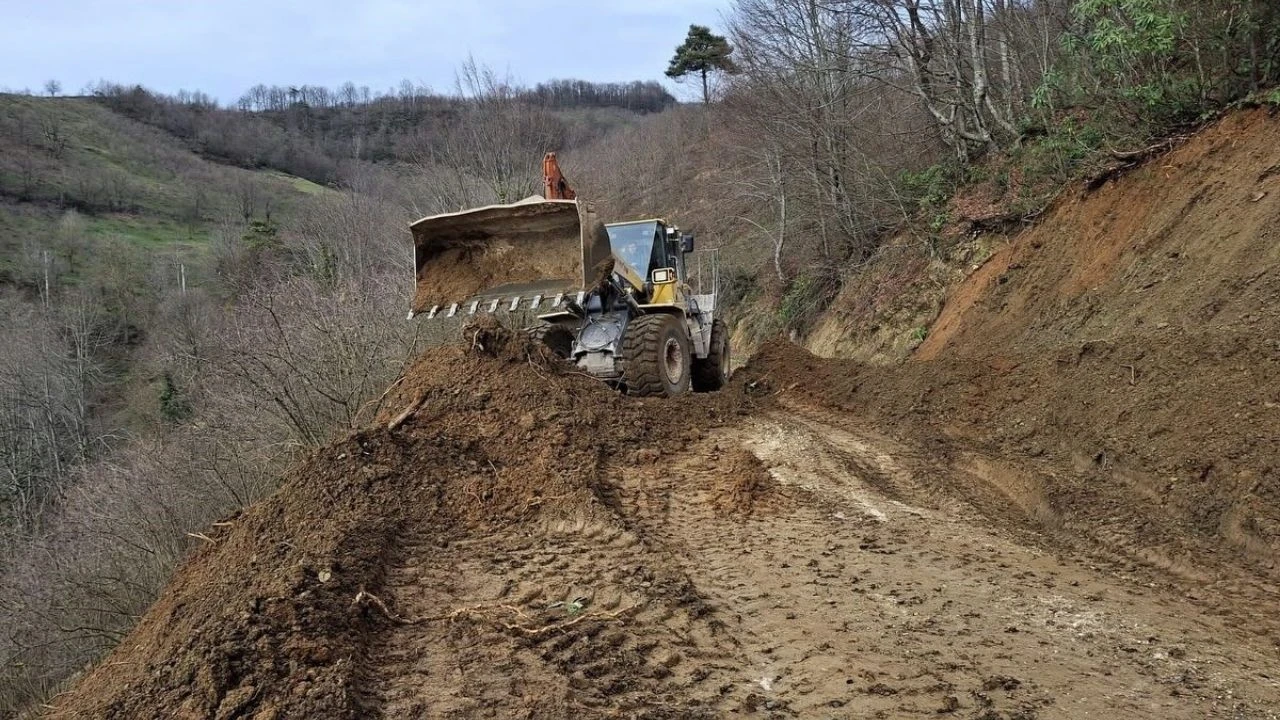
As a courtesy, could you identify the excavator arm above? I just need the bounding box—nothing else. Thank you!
[543,152,576,200]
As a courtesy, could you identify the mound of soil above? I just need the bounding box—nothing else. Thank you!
[739,109,1280,587]
[51,318,753,719]
[411,239,580,312]
[709,447,779,517]
[409,199,613,312]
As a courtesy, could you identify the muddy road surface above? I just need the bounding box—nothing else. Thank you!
[361,398,1280,719]
[49,327,1279,720]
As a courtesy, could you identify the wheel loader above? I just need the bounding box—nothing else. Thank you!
[407,153,728,397]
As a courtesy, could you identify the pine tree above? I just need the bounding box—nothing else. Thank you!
[666,25,736,104]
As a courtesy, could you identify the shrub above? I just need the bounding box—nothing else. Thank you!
[778,269,840,334]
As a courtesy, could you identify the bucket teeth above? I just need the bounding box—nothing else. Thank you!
[412,291,578,322]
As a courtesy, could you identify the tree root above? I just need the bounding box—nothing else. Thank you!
[352,587,405,623]
[387,392,427,431]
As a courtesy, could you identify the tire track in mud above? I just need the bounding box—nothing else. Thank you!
[788,397,1280,645]
[763,404,1058,535]
[775,400,1280,648]
[609,407,1280,719]
[345,391,1280,719]
[358,512,747,718]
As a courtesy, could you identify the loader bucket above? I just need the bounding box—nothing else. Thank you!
[409,196,611,314]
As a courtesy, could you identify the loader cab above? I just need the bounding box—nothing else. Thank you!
[605,220,690,304]
[663,225,692,286]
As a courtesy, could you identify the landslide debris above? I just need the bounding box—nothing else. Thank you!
[51,317,751,719]
[409,201,588,311]
[739,109,1280,588]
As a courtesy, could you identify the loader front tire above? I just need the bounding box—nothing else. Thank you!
[692,318,730,392]
[621,314,692,397]
[528,321,575,359]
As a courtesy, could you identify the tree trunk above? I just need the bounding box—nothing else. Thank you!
[774,180,787,283]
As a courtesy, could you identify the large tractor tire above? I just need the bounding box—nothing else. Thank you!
[528,321,575,359]
[621,314,692,397]
[692,318,730,392]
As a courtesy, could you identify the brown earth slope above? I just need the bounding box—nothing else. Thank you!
[739,107,1279,634]
[52,322,1280,719]
[48,320,752,719]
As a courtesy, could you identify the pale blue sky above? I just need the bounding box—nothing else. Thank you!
[0,0,730,102]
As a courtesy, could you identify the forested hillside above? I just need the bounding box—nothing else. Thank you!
[0,74,685,711]
[3,0,1279,714]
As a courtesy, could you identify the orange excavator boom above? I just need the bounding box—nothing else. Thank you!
[543,152,576,200]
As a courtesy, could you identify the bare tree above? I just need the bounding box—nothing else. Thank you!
[727,0,939,262]
[235,175,261,222]
[181,186,207,239]
[415,58,566,209]
[43,79,61,97]
[38,114,68,159]
[0,290,112,535]
[13,148,39,201]
[857,0,1022,155]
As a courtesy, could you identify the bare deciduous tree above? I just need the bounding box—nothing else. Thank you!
[726,0,939,266]
[235,175,262,222]
[413,58,566,210]
[37,113,68,159]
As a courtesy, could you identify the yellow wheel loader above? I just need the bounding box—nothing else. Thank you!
[407,154,728,397]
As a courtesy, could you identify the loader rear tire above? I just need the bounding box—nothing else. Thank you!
[528,321,575,359]
[621,314,692,397]
[692,318,730,392]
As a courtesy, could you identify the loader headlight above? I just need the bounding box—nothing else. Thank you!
[651,267,675,284]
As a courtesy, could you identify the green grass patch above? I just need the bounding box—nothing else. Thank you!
[2,96,332,232]
[1244,87,1280,107]
[778,270,841,334]
[268,171,330,195]
[84,214,210,248]
[0,203,210,251]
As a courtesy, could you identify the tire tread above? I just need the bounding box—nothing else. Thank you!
[692,318,729,392]
[621,314,686,397]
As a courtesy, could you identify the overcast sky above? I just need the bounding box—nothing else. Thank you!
[1,0,731,103]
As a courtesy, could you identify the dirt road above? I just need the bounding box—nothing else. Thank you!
[353,398,1280,719]
[50,329,1280,720]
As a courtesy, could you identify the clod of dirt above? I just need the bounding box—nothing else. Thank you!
[982,675,1023,692]
[710,448,780,517]
[590,256,616,290]
[459,313,558,367]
